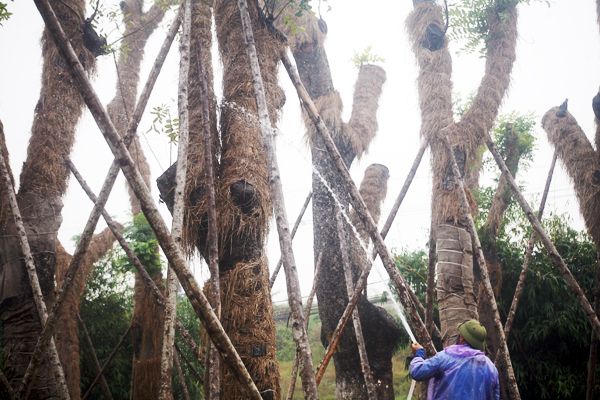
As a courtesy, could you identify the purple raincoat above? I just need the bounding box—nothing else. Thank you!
[410,345,499,400]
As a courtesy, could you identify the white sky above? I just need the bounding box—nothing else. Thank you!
[0,0,598,305]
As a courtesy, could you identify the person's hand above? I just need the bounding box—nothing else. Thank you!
[411,342,423,355]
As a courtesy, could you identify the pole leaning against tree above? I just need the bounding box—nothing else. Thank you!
[504,151,557,338]
[236,0,319,397]
[281,53,436,358]
[159,0,192,396]
[484,131,600,339]
[336,210,378,400]
[31,1,263,398]
[197,37,222,400]
[442,137,521,400]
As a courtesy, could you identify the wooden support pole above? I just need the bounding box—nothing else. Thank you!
[485,132,600,339]
[78,314,114,400]
[281,54,436,361]
[175,342,203,384]
[17,7,182,395]
[81,325,132,400]
[236,1,319,398]
[270,191,313,289]
[159,0,192,397]
[174,351,192,400]
[425,219,437,338]
[65,158,203,367]
[336,210,378,400]
[196,35,222,400]
[285,252,322,400]
[32,1,263,398]
[504,151,557,337]
[0,123,70,400]
[443,137,521,400]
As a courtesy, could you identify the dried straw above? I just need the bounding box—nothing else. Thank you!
[276,10,326,53]
[19,0,95,198]
[217,255,281,400]
[346,65,387,158]
[542,107,600,245]
[182,0,218,257]
[350,164,389,247]
[215,0,284,251]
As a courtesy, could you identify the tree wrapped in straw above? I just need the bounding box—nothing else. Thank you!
[54,226,120,400]
[213,1,284,397]
[0,0,97,396]
[279,12,399,398]
[542,107,600,247]
[406,0,518,347]
[159,1,284,397]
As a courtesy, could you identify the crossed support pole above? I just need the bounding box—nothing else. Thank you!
[31,0,263,398]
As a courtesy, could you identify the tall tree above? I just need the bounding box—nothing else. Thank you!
[279,12,399,398]
[104,1,173,397]
[0,0,97,397]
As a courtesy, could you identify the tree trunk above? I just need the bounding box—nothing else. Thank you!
[0,0,96,397]
[280,12,398,397]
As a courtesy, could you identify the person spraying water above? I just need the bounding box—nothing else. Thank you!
[410,320,500,400]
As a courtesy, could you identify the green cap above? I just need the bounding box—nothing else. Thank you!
[458,320,486,352]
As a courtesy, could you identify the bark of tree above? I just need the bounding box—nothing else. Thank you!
[0,0,96,397]
[279,12,400,398]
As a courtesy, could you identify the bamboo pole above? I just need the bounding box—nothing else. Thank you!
[443,137,521,400]
[285,252,322,400]
[425,219,437,338]
[270,191,313,289]
[78,313,114,400]
[281,54,436,361]
[174,351,192,400]
[336,210,378,400]
[0,125,70,400]
[485,131,600,339]
[81,325,132,400]
[17,8,182,395]
[159,0,192,397]
[236,1,319,398]
[65,158,203,367]
[504,151,557,338]
[175,342,203,384]
[196,36,222,400]
[32,1,263,398]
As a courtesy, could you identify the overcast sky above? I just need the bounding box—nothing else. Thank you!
[0,0,599,306]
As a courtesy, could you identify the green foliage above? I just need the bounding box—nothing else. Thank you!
[148,103,179,144]
[350,46,385,69]
[486,111,536,169]
[496,213,600,399]
[173,296,204,399]
[448,0,549,55]
[118,213,163,274]
[0,1,12,26]
[79,249,134,399]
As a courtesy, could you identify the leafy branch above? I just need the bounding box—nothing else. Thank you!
[350,46,385,69]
